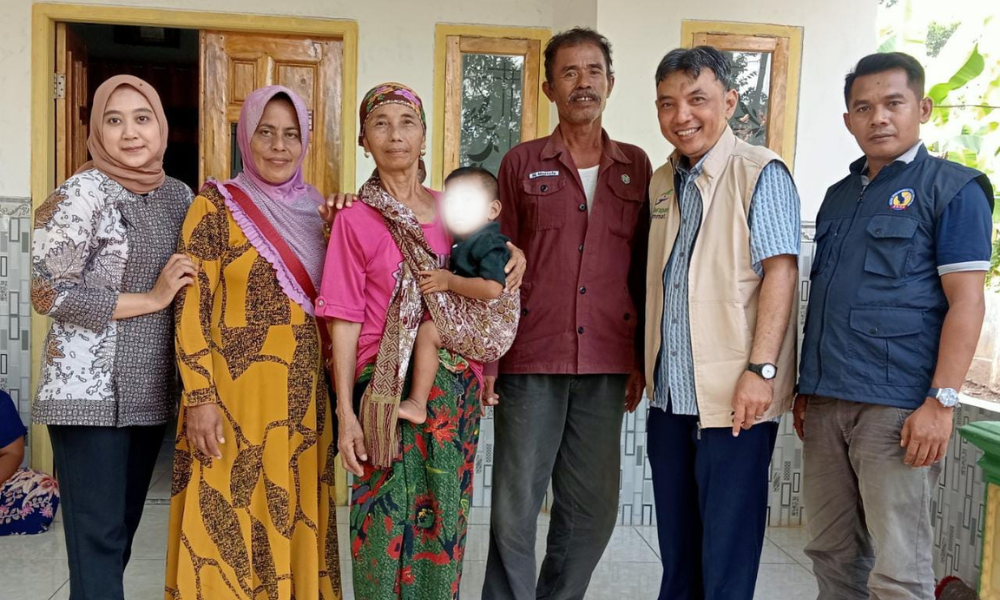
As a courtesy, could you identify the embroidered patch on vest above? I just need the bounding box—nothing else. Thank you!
[529,170,560,179]
[655,189,673,206]
[889,188,915,211]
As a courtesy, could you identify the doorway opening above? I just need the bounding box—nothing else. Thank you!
[64,24,200,189]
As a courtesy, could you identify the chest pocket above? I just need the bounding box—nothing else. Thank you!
[522,177,567,230]
[608,174,645,237]
[863,215,919,279]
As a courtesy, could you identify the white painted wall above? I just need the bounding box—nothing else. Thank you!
[0,0,877,220]
[597,0,878,219]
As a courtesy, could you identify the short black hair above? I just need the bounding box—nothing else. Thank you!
[844,52,925,107]
[655,46,734,90]
[445,166,499,201]
[544,27,614,83]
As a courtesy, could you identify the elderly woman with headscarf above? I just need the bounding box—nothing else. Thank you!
[30,74,195,599]
[318,82,523,599]
[166,86,339,599]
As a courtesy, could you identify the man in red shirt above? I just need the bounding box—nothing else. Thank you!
[482,27,652,600]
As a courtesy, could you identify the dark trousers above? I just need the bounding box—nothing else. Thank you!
[647,407,778,600]
[49,424,166,600]
[483,373,627,600]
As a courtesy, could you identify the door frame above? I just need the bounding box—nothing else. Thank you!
[431,23,551,188]
[30,3,359,477]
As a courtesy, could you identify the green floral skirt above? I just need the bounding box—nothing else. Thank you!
[350,350,481,599]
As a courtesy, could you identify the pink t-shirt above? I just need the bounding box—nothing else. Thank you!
[318,196,484,383]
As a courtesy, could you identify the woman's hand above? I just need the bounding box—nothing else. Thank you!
[318,193,359,225]
[504,242,527,292]
[186,403,224,459]
[149,254,197,309]
[338,413,368,477]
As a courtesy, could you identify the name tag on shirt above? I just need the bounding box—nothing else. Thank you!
[529,170,560,179]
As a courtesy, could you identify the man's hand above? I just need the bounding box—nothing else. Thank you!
[901,398,954,467]
[793,394,808,440]
[504,242,526,292]
[418,270,453,294]
[731,370,774,437]
[625,369,645,413]
[318,192,358,225]
[480,375,499,416]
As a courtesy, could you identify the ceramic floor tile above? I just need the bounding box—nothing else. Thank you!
[583,561,663,599]
[0,523,67,560]
[601,526,660,563]
[753,563,818,599]
[767,526,814,571]
[129,504,171,560]
[633,526,660,558]
[0,559,69,600]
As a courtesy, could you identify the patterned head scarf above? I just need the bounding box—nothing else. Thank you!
[78,75,168,194]
[358,82,427,146]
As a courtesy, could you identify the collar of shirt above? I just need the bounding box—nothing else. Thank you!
[857,140,924,186]
[540,124,633,168]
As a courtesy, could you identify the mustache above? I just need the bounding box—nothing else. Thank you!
[569,90,600,102]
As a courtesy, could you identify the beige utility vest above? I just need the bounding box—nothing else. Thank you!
[644,127,798,428]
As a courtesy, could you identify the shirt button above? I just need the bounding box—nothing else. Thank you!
[521,308,530,316]
[578,326,585,334]
[579,203,587,211]
[671,351,678,356]
[870,327,878,334]
[317,299,325,307]
[540,185,549,192]
[624,313,631,321]
[580,287,587,294]
[673,283,680,289]
[672,318,678,324]
[578,244,584,252]
[875,228,883,236]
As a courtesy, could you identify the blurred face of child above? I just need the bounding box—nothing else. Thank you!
[442,176,501,238]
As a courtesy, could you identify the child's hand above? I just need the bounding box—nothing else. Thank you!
[418,270,453,294]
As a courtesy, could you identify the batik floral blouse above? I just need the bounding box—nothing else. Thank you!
[30,169,192,427]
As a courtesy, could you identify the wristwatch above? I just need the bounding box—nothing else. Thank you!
[928,387,959,408]
[747,362,777,381]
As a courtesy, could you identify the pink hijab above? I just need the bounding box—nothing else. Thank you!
[207,85,327,314]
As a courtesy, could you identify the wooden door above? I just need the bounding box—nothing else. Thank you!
[55,22,89,185]
[201,31,343,196]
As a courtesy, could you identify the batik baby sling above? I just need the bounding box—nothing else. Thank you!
[358,172,520,468]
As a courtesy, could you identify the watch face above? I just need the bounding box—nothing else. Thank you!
[761,364,777,379]
[939,388,959,407]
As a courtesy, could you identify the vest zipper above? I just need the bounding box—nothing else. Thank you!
[815,185,867,389]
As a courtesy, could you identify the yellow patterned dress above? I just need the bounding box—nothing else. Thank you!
[165,187,340,600]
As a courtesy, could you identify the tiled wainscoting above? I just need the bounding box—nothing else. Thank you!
[0,197,32,466]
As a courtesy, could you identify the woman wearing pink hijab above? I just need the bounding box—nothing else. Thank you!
[166,86,339,599]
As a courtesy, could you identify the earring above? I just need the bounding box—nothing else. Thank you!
[364,150,371,158]
[420,149,426,157]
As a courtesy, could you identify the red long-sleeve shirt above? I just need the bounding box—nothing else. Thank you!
[490,126,651,376]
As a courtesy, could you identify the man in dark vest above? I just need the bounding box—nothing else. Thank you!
[796,52,994,599]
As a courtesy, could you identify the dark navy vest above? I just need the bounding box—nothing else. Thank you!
[798,146,993,409]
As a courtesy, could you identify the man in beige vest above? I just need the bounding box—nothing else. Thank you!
[644,47,800,599]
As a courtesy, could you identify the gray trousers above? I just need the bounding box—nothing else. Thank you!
[483,374,627,600]
[803,396,942,600]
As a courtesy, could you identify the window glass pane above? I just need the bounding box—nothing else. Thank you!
[726,51,771,147]
[230,122,244,178]
[459,53,524,175]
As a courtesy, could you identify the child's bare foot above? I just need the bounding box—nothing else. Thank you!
[398,399,428,424]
